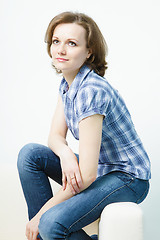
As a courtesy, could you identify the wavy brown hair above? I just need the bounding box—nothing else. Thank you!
[45,12,108,77]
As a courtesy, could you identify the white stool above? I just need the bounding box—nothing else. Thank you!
[99,202,143,240]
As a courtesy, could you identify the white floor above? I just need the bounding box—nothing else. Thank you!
[0,164,98,240]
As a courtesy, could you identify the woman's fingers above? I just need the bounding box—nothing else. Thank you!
[71,177,80,194]
[67,174,76,195]
[62,172,67,190]
[27,230,32,240]
[33,231,39,240]
[25,221,39,240]
[26,224,30,239]
[62,164,83,195]
[67,171,83,194]
[75,170,83,189]
[26,228,32,240]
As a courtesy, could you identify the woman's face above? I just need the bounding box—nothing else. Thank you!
[50,23,91,76]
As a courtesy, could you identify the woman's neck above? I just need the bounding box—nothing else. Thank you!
[62,69,79,87]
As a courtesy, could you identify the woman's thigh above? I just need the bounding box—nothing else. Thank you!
[39,171,149,238]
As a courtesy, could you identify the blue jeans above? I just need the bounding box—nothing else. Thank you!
[17,143,149,240]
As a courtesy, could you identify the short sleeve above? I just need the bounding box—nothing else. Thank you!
[75,86,110,122]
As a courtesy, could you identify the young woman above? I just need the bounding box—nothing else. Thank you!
[17,12,151,240]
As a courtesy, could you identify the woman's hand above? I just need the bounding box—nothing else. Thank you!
[26,214,40,240]
[60,146,83,195]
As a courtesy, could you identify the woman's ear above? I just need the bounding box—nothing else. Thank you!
[87,48,92,59]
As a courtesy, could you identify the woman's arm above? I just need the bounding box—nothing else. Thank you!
[78,114,103,189]
[38,113,103,214]
[26,104,103,239]
[48,94,83,193]
[48,94,69,156]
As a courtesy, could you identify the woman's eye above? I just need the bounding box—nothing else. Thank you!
[52,39,59,44]
[68,41,76,47]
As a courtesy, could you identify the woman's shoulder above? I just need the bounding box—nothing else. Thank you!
[79,69,114,96]
[75,71,115,108]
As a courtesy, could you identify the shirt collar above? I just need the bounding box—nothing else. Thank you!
[61,65,91,101]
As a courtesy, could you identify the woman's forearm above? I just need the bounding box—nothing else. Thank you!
[38,184,74,217]
[36,170,95,220]
[48,133,69,158]
[37,176,94,219]
[44,133,97,219]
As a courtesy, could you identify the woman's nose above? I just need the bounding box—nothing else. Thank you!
[58,43,66,55]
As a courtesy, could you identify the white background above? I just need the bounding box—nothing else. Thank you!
[0,0,160,239]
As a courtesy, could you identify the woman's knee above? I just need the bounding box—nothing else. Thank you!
[39,209,67,239]
[17,143,39,173]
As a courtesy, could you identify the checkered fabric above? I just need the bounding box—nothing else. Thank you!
[59,65,151,180]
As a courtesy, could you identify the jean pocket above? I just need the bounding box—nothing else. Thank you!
[136,180,150,203]
[128,178,150,204]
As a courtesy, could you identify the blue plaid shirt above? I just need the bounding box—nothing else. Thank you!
[59,65,151,180]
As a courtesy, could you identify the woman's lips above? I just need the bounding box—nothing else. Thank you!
[56,58,69,62]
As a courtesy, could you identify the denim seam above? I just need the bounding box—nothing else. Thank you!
[127,179,149,203]
[64,179,134,236]
[125,179,137,195]
[55,222,67,239]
